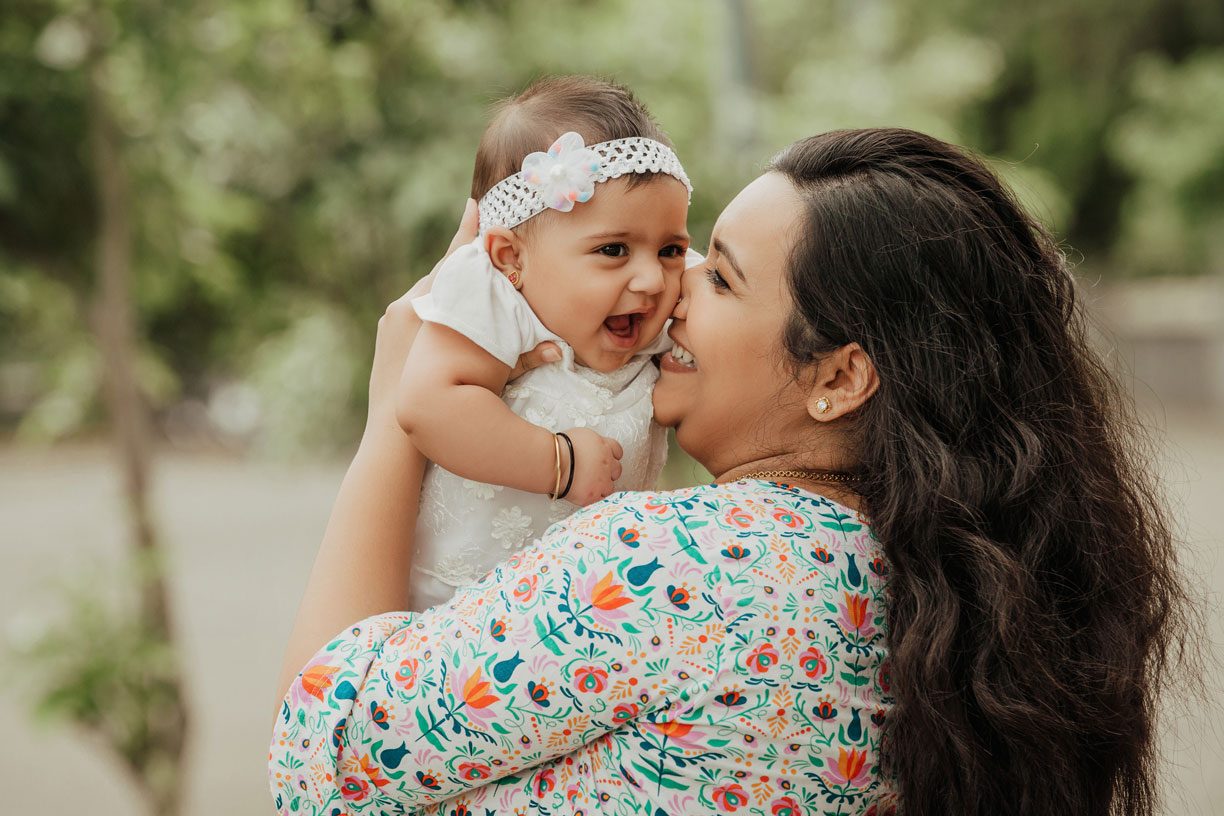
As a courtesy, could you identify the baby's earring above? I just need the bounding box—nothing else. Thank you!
[507,268,523,290]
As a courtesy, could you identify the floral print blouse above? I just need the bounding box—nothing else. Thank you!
[269,480,897,815]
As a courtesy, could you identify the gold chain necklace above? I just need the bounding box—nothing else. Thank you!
[739,469,861,484]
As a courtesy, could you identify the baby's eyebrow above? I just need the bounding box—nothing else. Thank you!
[583,230,690,244]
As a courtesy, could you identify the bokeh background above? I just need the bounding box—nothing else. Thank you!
[2,0,1222,814]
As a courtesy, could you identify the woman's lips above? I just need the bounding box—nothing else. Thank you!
[660,341,697,373]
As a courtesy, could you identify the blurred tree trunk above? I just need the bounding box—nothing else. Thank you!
[86,7,189,815]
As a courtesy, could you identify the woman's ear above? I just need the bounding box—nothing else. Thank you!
[806,343,879,421]
[484,227,525,281]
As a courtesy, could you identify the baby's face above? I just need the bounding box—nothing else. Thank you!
[517,176,689,372]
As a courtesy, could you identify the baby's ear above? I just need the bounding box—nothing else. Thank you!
[484,227,524,278]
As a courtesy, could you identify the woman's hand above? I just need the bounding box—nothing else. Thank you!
[368,200,479,428]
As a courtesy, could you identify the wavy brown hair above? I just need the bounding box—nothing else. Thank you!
[770,129,1195,815]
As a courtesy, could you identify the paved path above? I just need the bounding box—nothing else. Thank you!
[1,410,1221,815]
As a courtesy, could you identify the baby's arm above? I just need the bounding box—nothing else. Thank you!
[396,322,622,503]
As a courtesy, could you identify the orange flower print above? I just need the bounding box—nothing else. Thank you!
[356,753,390,787]
[649,718,701,750]
[393,658,420,693]
[296,662,338,705]
[590,572,633,611]
[771,506,807,528]
[823,747,871,788]
[513,574,539,604]
[458,761,491,781]
[573,665,608,693]
[461,666,499,709]
[653,720,693,740]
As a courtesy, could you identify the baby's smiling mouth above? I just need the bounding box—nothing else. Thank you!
[603,309,652,348]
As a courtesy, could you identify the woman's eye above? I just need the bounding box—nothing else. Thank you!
[597,244,628,257]
[659,244,685,258]
[705,267,730,290]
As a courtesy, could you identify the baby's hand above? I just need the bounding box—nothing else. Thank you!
[560,427,623,506]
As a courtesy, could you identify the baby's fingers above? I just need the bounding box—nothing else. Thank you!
[607,438,624,460]
[612,460,623,482]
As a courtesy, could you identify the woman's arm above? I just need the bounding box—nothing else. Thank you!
[273,202,477,703]
[275,199,567,704]
[270,490,717,815]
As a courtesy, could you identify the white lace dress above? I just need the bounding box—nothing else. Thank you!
[406,240,678,611]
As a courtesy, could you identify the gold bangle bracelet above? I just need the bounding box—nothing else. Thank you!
[550,432,562,500]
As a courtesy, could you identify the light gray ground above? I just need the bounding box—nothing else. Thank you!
[1,410,1221,815]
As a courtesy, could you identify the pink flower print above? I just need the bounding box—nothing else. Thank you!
[877,661,892,694]
[612,702,638,723]
[340,776,369,802]
[725,506,753,529]
[771,796,802,816]
[712,782,749,811]
[823,747,871,789]
[512,574,539,604]
[745,642,780,674]
[534,767,557,796]
[799,646,829,680]
[838,591,876,638]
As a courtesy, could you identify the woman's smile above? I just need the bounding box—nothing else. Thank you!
[660,339,697,371]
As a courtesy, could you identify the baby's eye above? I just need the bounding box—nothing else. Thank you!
[659,244,686,259]
[597,244,629,258]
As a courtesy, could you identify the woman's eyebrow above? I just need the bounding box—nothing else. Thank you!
[712,238,747,284]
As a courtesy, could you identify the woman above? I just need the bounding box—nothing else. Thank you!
[271,129,1189,815]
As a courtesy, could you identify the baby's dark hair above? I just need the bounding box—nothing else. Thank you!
[471,76,672,201]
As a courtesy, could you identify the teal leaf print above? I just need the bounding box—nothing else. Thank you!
[627,558,663,586]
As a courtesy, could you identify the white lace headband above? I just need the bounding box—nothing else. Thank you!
[477,131,693,232]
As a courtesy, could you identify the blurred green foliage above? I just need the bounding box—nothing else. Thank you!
[2,0,1223,453]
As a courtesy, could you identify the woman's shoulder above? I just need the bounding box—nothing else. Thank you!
[561,479,872,543]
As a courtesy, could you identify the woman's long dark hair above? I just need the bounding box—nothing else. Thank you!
[771,129,1195,816]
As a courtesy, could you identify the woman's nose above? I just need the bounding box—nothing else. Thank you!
[672,266,698,318]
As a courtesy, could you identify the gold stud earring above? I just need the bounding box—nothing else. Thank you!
[507,269,523,290]
[815,397,832,414]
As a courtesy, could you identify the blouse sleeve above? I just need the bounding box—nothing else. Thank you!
[411,240,558,368]
[269,490,730,815]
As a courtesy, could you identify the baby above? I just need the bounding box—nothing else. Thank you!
[397,77,697,610]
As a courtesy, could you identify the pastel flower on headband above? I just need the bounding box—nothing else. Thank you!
[520,132,602,213]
